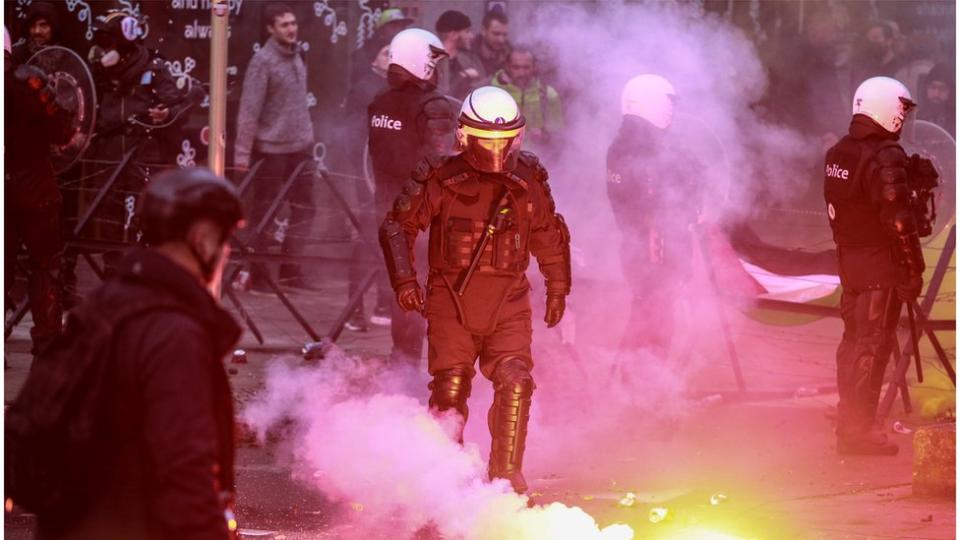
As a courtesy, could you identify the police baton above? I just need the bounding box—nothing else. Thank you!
[906,301,923,384]
[456,187,511,296]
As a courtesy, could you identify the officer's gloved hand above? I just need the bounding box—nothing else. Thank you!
[396,282,424,314]
[544,294,565,328]
[896,274,923,303]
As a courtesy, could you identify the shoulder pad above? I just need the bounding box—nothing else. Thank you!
[410,155,450,183]
[875,141,907,165]
[516,151,548,182]
[518,151,539,168]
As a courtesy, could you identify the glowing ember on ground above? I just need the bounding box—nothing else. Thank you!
[709,492,728,506]
[649,507,669,523]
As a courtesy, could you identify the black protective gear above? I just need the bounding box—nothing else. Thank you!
[606,114,701,354]
[380,218,417,289]
[836,288,901,440]
[140,167,243,245]
[488,357,535,494]
[544,294,565,328]
[428,366,474,443]
[368,63,456,364]
[5,202,63,356]
[824,116,925,290]
[396,281,424,313]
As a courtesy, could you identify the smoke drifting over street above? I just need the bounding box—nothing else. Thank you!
[515,1,813,279]
[247,2,819,536]
[243,352,633,539]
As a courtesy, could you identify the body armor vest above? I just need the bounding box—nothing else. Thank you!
[368,87,449,183]
[823,136,901,248]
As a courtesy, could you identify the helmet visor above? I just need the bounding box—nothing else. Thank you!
[459,123,524,172]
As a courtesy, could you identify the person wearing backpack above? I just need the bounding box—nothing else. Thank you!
[7,167,245,539]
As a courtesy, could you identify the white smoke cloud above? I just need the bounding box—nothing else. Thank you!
[243,350,634,540]
[508,0,814,280]
[244,3,816,537]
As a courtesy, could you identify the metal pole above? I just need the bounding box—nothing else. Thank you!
[208,0,229,175]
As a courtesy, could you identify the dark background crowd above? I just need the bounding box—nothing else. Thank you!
[3,0,956,351]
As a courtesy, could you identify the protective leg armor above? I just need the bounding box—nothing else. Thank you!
[428,367,473,443]
[487,357,535,494]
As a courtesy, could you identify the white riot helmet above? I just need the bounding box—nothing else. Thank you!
[852,76,915,133]
[388,28,447,82]
[621,74,676,129]
[456,86,526,173]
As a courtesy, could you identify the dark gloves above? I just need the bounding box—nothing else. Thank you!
[545,294,565,328]
[896,273,923,303]
[13,64,48,91]
[396,282,424,314]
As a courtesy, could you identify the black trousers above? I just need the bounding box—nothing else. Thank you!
[5,200,63,355]
[836,287,902,438]
[247,150,316,285]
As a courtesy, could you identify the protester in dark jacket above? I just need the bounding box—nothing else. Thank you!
[12,1,60,65]
[35,168,244,540]
[85,11,192,275]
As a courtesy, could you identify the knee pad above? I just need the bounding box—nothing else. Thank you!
[428,366,473,413]
[492,357,535,397]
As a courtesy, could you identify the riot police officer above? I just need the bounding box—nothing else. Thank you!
[607,74,702,358]
[368,28,458,364]
[379,86,571,494]
[824,76,926,455]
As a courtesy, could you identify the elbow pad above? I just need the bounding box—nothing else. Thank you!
[379,219,416,288]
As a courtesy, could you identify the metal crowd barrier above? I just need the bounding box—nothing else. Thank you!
[5,153,385,351]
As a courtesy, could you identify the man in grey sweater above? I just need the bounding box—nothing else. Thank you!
[235,3,316,292]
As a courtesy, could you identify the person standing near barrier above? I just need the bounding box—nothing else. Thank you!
[380,86,571,493]
[85,10,191,274]
[4,27,74,356]
[824,76,931,456]
[368,28,457,364]
[606,74,702,359]
[11,167,245,539]
[235,3,317,293]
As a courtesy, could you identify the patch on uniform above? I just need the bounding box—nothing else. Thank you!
[395,194,411,212]
[607,169,622,184]
[403,180,422,196]
[827,203,836,220]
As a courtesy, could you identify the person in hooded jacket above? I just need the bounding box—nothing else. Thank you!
[35,167,244,540]
[606,74,703,359]
[11,1,61,65]
[367,28,458,364]
[84,10,193,272]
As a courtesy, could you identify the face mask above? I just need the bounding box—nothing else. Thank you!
[100,49,120,67]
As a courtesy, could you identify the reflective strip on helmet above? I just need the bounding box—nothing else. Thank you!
[459,123,523,139]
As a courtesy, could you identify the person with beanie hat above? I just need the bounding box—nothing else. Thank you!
[12,1,60,65]
[918,62,955,135]
[434,10,486,99]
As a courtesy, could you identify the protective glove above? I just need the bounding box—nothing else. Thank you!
[544,294,565,328]
[396,282,424,314]
[896,273,923,303]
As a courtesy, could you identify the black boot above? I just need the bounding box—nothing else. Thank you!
[488,357,534,494]
[837,429,899,455]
